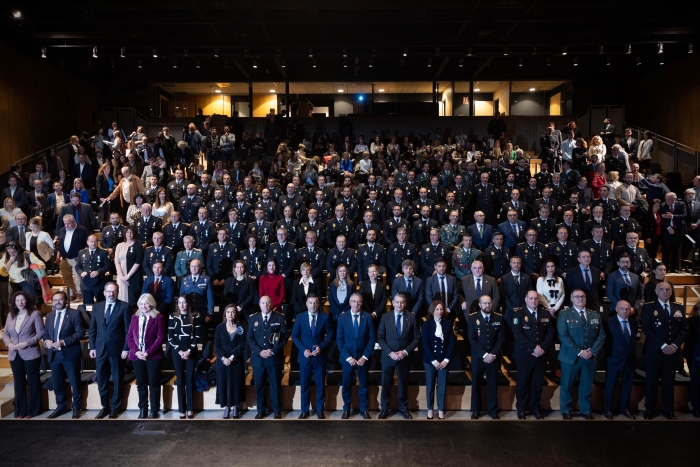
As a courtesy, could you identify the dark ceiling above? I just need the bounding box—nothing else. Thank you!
[2,0,699,85]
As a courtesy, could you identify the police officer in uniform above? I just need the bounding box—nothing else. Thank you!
[311,191,333,224]
[135,204,163,248]
[266,226,297,293]
[580,224,614,278]
[299,208,326,249]
[326,205,355,249]
[483,232,511,278]
[296,231,326,286]
[206,188,229,224]
[530,205,557,244]
[254,188,279,223]
[547,227,579,275]
[275,206,301,246]
[277,183,307,222]
[174,236,204,283]
[453,234,482,280]
[100,213,125,270]
[75,235,111,304]
[190,207,216,259]
[558,210,584,246]
[326,235,357,282]
[355,211,382,248]
[223,209,246,251]
[512,291,555,419]
[641,281,689,420]
[468,295,505,419]
[472,172,498,226]
[440,211,466,249]
[418,228,450,278]
[232,191,253,225]
[356,230,386,282]
[168,169,188,203]
[361,189,386,225]
[240,235,266,280]
[516,229,547,278]
[179,259,215,322]
[611,205,641,247]
[142,232,173,277]
[206,228,238,303]
[247,208,274,251]
[382,205,409,247]
[247,296,288,419]
[178,184,204,224]
[386,227,419,280]
[412,205,438,247]
[163,211,189,256]
[195,173,215,204]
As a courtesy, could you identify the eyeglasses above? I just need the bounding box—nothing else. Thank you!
[6,244,18,249]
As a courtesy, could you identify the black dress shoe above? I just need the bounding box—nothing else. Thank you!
[138,409,148,419]
[254,413,265,419]
[581,413,594,420]
[109,410,119,419]
[273,412,282,419]
[377,410,388,419]
[299,412,310,419]
[662,411,677,420]
[562,412,572,420]
[341,411,349,419]
[692,409,700,418]
[317,412,325,419]
[95,407,110,419]
[361,411,371,419]
[148,412,159,419]
[471,411,480,420]
[643,410,653,420]
[517,411,526,420]
[604,412,614,420]
[490,413,500,420]
[678,369,689,377]
[72,408,81,419]
[47,408,68,419]
[620,410,636,420]
[533,412,545,420]
[397,411,412,420]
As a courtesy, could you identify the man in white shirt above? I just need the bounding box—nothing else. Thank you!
[561,131,577,163]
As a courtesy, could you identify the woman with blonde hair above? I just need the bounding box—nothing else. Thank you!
[26,216,54,286]
[588,135,606,162]
[606,171,622,192]
[68,135,80,161]
[71,178,89,203]
[0,198,23,228]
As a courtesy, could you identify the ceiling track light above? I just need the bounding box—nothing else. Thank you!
[281,58,286,68]
[152,48,158,58]
[368,58,373,68]
[573,58,578,66]
[41,47,46,58]
[503,46,508,56]
[636,56,641,65]
[606,56,611,66]
[659,56,665,65]
[120,47,125,58]
[599,45,604,54]
[626,44,632,54]
[689,43,694,54]
[92,46,98,58]
[138,60,143,68]
[12,11,21,19]
[467,46,472,57]
[343,59,347,68]
[657,42,664,54]
[518,58,523,67]
[427,58,432,67]
[312,59,317,68]
[562,46,567,55]
[253,59,257,68]
[343,47,348,57]
[403,47,407,56]
[308,48,313,57]
[110,59,115,68]
[172,59,177,69]
[214,48,219,57]
[532,46,537,55]
[547,57,551,66]
[196,59,201,69]
[458,58,463,67]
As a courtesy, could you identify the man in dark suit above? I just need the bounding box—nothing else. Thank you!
[3,174,27,211]
[391,260,424,316]
[89,283,132,419]
[56,215,89,301]
[641,281,689,420]
[461,260,501,314]
[659,192,687,273]
[613,231,650,277]
[292,294,333,419]
[603,300,638,420]
[606,253,643,312]
[377,293,421,419]
[6,212,28,249]
[42,291,85,419]
[468,295,505,419]
[142,232,174,277]
[497,210,527,252]
[247,296,289,419]
[423,257,459,318]
[566,250,601,312]
[27,179,47,212]
[472,173,498,226]
[512,291,555,419]
[180,260,214,317]
[500,256,534,326]
[74,235,111,304]
[141,262,175,314]
[71,153,95,189]
[58,193,94,231]
[337,293,375,419]
[620,128,637,156]
[467,211,493,251]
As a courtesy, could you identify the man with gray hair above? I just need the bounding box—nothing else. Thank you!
[55,214,89,301]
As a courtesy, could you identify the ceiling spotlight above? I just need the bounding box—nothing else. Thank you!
[626,44,632,54]
[573,58,578,66]
[547,57,551,66]
[172,60,177,69]
[92,46,98,58]
[503,47,508,56]
[689,43,694,54]
[657,42,664,54]
[529,87,536,91]
[214,48,219,57]
[121,47,125,58]
[152,48,158,58]
[41,47,46,59]
[599,45,604,54]
[532,46,537,55]
[281,59,286,68]
[562,46,567,55]
[474,88,481,92]
[467,46,472,57]
[343,48,348,57]
[110,59,115,68]
[458,58,463,67]
[312,59,317,68]
[308,48,313,57]
[253,59,257,68]
[138,60,143,68]
[368,59,373,68]
[518,58,523,67]
[427,58,432,67]
[606,56,611,66]
[270,89,275,93]
[400,58,404,67]
[637,56,641,65]
[378,89,385,93]
[403,48,408,56]
[659,56,664,65]
[215,89,221,93]
[343,59,347,68]
[12,11,21,19]
[196,59,201,69]
[224,59,229,69]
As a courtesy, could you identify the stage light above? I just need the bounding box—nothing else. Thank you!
[606,56,611,66]
[529,87,536,91]
[689,43,694,54]
[358,95,364,101]
[474,88,480,92]
[518,58,523,67]
[281,59,286,68]
[368,59,373,68]
[343,48,348,57]
[403,48,408,56]
[458,58,463,67]
[313,59,317,68]
[337,89,344,93]
[659,56,664,65]
[172,60,177,68]
[253,59,257,68]
[214,48,219,57]
[343,59,347,68]
[637,56,641,65]
[378,89,385,93]
[308,48,313,57]
[41,48,46,58]
[657,42,664,54]
[92,47,98,58]
[467,46,472,56]
[599,45,604,54]
[12,11,21,19]
[153,48,158,58]
[562,46,567,55]
[196,59,201,69]
[121,47,125,58]
[270,89,275,93]
[626,44,632,54]
[138,60,143,68]
[503,47,508,56]
[427,58,432,67]
[573,58,578,66]
[215,89,221,93]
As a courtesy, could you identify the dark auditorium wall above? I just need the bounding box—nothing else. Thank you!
[624,53,700,149]
[0,42,103,171]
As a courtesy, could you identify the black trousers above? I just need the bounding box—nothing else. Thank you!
[471,354,499,415]
[380,358,411,412]
[81,283,104,305]
[661,241,682,272]
[253,361,283,415]
[604,359,635,413]
[10,355,41,417]
[95,354,126,411]
[645,351,680,412]
[514,352,547,413]
[50,354,82,411]
[172,351,196,413]
[691,358,700,412]
[132,358,162,412]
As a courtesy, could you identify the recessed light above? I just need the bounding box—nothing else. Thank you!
[215,89,221,93]
[269,89,275,93]
[12,11,21,19]
[338,89,344,92]
[378,89,385,92]
[152,48,158,58]
[474,88,480,92]
[529,87,536,91]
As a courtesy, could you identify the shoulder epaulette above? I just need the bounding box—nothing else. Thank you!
[273,310,285,316]
[644,301,655,305]
[513,307,522,312]
[493,312,502,316]
[673,302,683,306]
[469,311,478,316]
[249,312,259,317]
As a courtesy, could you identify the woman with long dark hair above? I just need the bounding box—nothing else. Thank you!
[215,304,247,418]
[328,264,353,323]
[0,241,45,297]
[422,300,454,420]
[114,225,143,305]
[168,295,202,419]
[258,258,285,311]
[223,260,257,319]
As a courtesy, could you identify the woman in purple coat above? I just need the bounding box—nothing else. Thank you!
[127,293,165,419]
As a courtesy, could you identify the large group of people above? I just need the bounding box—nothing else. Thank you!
[2,114,700,421]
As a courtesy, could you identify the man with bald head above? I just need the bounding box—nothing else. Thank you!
[75,234,111,304]
[603,300,638,420]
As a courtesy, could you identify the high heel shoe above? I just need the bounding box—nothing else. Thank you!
[186,411,194,419]
[232,407,239,419]
[438,411,445,420]
[223,407,231,419]
[427,410,434,420]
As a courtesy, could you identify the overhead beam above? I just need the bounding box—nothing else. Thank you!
[434,57,451,79]
[231,58,251,80]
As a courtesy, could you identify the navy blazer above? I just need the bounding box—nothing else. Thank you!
[328,281,353,320]
[142,276,175,314]
[42,308,84,363]
[290,280,319,318]
[88,299,132,358]
[292,311,334,365]
[48,192,70,211]
[659,201,687,242]
[377,310,421,363]
[56,225,89,259]
[421,318,455,364]
[466,223,493,251]
[358,279,388,318]
[336,310,375,361]
[604,315,638,369]
[58,203,94,231]
[500,272,535,317]
[497,220,527,249]
[391,275,424,315]
[565,265,601,311]
[423,274,459,314]
[606,270,642,310]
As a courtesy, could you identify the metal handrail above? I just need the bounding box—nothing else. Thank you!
[625,122,698,153]
[682,285,700,311]
[3,137,71,173]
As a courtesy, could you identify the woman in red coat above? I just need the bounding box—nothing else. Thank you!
[258,258,286,311]
[589,163,607,199]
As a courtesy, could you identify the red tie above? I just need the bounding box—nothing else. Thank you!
[154,278,159,294]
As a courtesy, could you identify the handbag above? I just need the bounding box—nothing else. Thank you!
[20,253,39,286]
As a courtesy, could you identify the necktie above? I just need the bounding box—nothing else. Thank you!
[105,304,112,324]
[478,224,483,238]
[664,303,670,316]
[154,278,159,294]
[187,251,191,258]
[310,314,316,335]
[511,223,518,238]
[622,319,630,343]
[54,311,62,341]
[406,279,412,295]
[584,269,591,290]
[532,311,537,322]
[514,274,519,286]
[396,314,402,337]
[623,273,631,287]
[670,204,675,228]
[485,314,490,324]
[155,248,160,256]
[353,314,359,337]
[369,245,374,254]
[579,310,586,324]
[439,276,446,303]
[264,314,269,328]
[476,278,482,297]
[90,249,94,258]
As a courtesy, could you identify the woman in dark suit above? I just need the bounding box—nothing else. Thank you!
[31,194,56,238]
[422,300,455,420]
[215,304,247,419]
[2,291,44,418]
[359,264,387,324]
[127,293,165,419]
[223,260,257,319]
[96,163,116,219]
[289,262,318,326]
[328,264,353,322]
[644,199,663,261]
[168,295,202,419]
